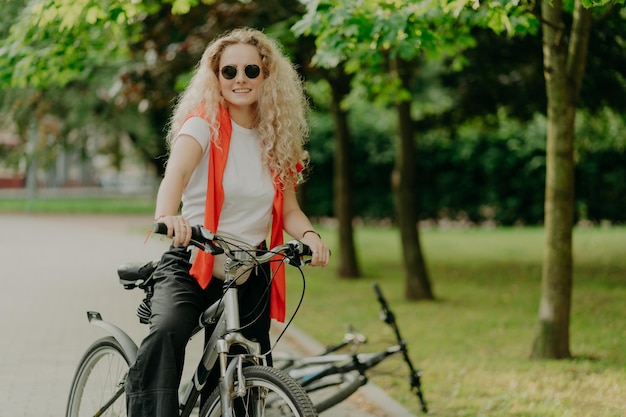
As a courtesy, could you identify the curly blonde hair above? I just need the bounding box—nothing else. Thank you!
[166,27,310,187]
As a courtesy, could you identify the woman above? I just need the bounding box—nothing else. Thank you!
[125,27,330,416]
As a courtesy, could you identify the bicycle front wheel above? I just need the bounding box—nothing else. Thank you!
[201,365,318,417]
[66,336,130,417]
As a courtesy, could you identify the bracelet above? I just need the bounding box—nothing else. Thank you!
[302,230,321,239]
[154,215,167,223]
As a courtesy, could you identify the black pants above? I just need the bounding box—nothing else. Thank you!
[125,245,272,417]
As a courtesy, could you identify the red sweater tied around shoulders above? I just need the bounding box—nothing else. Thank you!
[188,104,288,322]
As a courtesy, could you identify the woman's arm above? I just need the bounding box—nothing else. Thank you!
[154,135,203,247]
[282,186,330,267]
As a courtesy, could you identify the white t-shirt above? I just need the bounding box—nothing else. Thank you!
[176,116,275,247]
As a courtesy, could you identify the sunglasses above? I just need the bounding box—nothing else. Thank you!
[220,64,262,80]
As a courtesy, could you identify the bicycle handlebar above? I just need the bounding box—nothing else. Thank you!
[152,223,313,268]
[371,282,429,413]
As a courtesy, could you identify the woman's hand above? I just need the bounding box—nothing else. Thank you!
[282,188,330,267]
[155,215,192,247]
[300,231,330,267]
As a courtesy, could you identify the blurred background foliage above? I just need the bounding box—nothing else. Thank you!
[0,0,625,225]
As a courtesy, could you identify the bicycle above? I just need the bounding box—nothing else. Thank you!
[65,223,318,417]
[273,283,428,414]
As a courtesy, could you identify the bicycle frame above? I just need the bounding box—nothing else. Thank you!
[177,277,268,417]
[278,342,402,387]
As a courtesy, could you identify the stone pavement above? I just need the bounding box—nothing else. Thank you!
[0,213,415,417]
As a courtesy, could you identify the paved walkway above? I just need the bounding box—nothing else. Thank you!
[0,213,415,417]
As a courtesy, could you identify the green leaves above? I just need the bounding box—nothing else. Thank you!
[0,0,147,89]
[581,0,625,6]
[443,0,539,36]
[291,0,556,109]
[168,0,217,15]
[292,0,475,106]
[0,0,221,89]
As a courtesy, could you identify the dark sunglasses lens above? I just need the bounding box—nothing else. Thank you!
[244,65,261,79]
[221,66,237,80]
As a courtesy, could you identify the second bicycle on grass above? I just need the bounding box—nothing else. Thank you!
[273,283,429,414]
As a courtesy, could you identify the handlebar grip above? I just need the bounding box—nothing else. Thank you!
[300,243,314,257]
[152,223,223,255]
[301,244,332,257]
[373,282,384,299]
[373,282,390,308]
[153,222,168,235]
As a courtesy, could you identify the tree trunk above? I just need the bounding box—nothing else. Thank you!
[25,120,39,202]
[531,0,592,359]
[328,67,361,278]
[393,57,434,300]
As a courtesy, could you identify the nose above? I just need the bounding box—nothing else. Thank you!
[234,67,246,82]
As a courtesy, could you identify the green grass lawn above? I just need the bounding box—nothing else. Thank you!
[286,226,626,417]
[0,196,154,214]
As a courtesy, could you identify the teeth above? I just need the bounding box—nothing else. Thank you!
[233,89,250,93]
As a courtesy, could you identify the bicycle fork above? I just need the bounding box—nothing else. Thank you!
[217,333,266,415]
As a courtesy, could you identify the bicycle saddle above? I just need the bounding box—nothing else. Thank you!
[117,260,159,289]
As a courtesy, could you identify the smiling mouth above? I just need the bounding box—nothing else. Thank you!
[233,89,251,93]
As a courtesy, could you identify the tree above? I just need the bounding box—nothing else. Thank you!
[0,0,161,183]
[293,0,482,300]
[448,0,624,359]
[530,0,592,359]
[327,65,361,278]
[291,19,362,278]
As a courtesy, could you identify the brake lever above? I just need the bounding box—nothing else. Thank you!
[202,239,225,255]
[285,240,313,267]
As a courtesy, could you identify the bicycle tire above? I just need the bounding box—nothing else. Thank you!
[293,368,364,413]
[201,365,318,417]
[66,336,131,417]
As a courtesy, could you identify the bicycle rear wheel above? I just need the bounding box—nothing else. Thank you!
[201,365,317,417]
[293,368,364,413]
[66,336,130,417]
